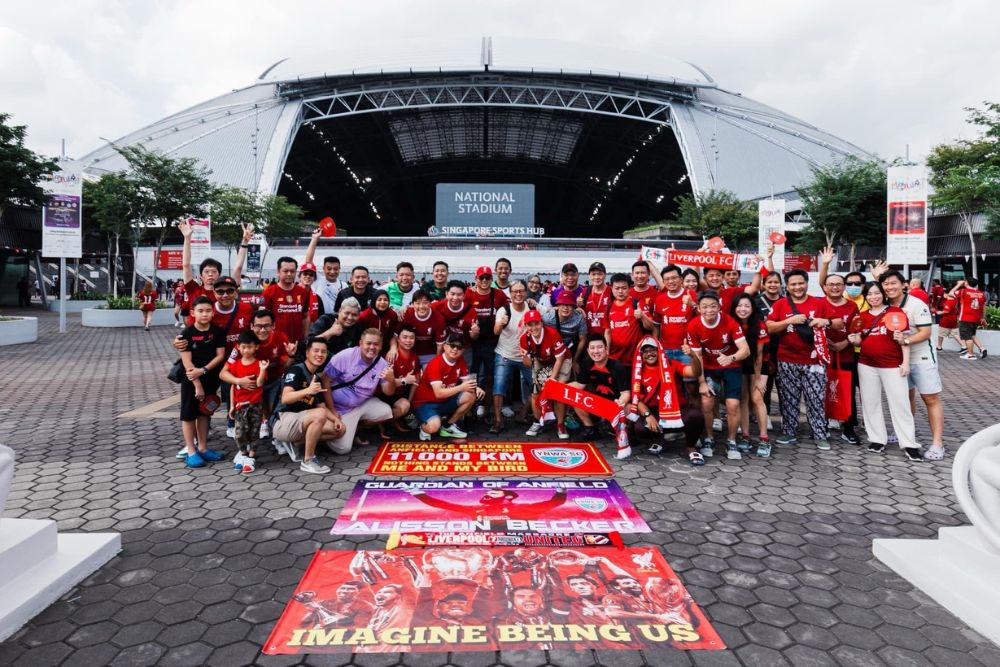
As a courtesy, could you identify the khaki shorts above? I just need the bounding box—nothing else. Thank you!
[937,326,958,339]
[273,410,312,443]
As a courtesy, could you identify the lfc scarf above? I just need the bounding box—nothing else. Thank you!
[631,336,684,428]
[539,380,632,455]
[813,325,831,366]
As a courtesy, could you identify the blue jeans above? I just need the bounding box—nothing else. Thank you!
[664,348,691,364]
[493,354,531,400]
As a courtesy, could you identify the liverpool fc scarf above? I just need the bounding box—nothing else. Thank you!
[539,380,632,457]
[630,336,684,428]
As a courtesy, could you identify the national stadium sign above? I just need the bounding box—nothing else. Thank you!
[435,183,542,237]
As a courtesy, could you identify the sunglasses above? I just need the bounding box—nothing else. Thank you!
[215,288,236,295]
[445,342,464,349]
[846,282,864,287]
[477,275,492,280]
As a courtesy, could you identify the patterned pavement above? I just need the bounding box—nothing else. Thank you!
[1,309,999,666]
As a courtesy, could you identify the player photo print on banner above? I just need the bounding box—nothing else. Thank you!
[331,480,650,535]
[263,547,725,655]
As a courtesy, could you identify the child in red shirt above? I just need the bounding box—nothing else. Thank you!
[220,331,270,473]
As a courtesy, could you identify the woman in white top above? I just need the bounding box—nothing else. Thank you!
[491,280,532,433]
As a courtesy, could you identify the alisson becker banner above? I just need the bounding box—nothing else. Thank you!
[331,479,650,535]
[366,441,613,476]
[263,547,725,654]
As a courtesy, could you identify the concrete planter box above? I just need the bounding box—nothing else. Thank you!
[82,308,175,328]
[932,325,1000,353]
[47,299,104,313]
[0,317,38,346]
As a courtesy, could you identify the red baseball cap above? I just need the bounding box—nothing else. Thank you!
[555,291,577,306]
[475,265,493,279]
[299,262,317,274]
[523,309,542,324]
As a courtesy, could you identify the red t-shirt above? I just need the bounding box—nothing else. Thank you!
[956,288,986,323]
[358,307,400,337]
[519,326,567,366]
[687,314,745,370]
[606,299,646,363]
[232,330,289,384]
[224,357,264,408]
[825,299,859,364]
[400,308,448,357]
[930,284,946,310]
[432,300,478,345]
[138,290,158,309]
[767,296,834,365]
[636,359,690,409]
[262,282,310,344]
[629,285,658,313]
[173,283,186,304]
[909,288,930,305]
[858,307,908,368]
[211,302,254,352]
[718,285,749,312]
[411,354,468,406]
[183,279,214,309]
[464,287,509,343]
[582,285,612,334]
[380,349,421,398]
[652,289,696,349]
[939,297,958,329]
[307,291,321,323]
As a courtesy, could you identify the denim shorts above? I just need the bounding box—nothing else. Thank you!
[413,394,462,424]
[704,367,743,400]
[493,354,531,395]
[664,348,691,365]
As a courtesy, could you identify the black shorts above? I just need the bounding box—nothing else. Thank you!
[959,321,979,341]
[179,374,221,421]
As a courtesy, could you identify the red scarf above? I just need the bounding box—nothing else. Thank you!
[630,337,683,428]
[813,326,831,366]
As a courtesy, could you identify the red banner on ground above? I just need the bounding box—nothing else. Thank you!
[367,442,612,476]
[264,547,725,655]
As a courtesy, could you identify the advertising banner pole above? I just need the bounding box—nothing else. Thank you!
[59,258,66,333]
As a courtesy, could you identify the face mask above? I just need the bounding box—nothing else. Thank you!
[845,286,862,298]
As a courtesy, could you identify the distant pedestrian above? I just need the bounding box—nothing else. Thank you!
[137,281,158,331]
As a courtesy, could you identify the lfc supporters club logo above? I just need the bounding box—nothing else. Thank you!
[531,447,588,469]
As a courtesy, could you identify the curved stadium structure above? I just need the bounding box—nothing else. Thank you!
[79,37,873,238]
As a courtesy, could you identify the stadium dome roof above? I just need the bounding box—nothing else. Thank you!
[79,36,874,238]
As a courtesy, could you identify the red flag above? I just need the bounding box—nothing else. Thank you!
[769,231,786,245]
[707,236,725,252]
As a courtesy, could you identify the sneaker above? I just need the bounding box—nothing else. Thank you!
[726,442,742,460]
[439,423,468,439]
[647,443,664,455]
[868,442,886,453]
[688,451,706,466]
[418,429,432,441]
[564,414,580,429]
[699,437,715,458]
[273,440,287,456]
[924,445,946,461]
[176,446,188,459]
[572,426,598,442]
[982,349,988,359]
[887,433,898,445]
[960,353,977,360]
[233,453,246,470]
[557,423,569,440]
[616,446,632,460]
[501,406,515,418]
[285,443,300,462]
[185,452,206,468]
[828,419,840,431]
[903,447,924,462]
[736,438,752,453]
[300,457,331,474]
[226,426,236,439]
[756,440,772,458]
[525,422,544,437]
[199,448,225,462]
[259,422,271,439]
[775,434,798,446]
[712,418,723,432]
[476,405,487,418]
[816,440,831,451]
[841,429,859,445]
[241,457,256,474]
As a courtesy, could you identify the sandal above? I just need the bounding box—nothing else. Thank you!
[688,451,706,466]
[489,419,504,434]
[923,445,946,461]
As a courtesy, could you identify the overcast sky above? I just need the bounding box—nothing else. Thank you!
[2,0,996,165]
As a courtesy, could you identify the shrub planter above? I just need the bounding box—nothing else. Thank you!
[0,317,38,346]
[82,309,175,328]
[47,299,104,313]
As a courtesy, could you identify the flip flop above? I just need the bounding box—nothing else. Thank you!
[688,451,706,466]
[489,419,505,434]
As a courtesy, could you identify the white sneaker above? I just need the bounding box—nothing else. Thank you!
[233,453,246,470]
[226,426,236,439]
[259,422,271,438]
[616,446,632,460]
[476,405,486,418]
[960,353,977,360]
[501,406,515,418]
[766,417,774,430]
[300,457,330,474]
[526,422,544,436]
[712,418,723,432]
[273,440,287,456]
[419,429,432,441]
[827,419,840,431]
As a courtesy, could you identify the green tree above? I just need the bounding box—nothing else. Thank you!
[670,189,758,251]
[83,174,140,297]
[255,193,308,269]
[796,157,886,268]
[0,112,58,220]
[209,186,260,272]
[114,145,214,280]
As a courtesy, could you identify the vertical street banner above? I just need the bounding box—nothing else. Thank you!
[187,217,212,266]
[886,165,928,265]
[40,161,83,258]
[263,547,725,654]
[758,199,785,272]
[244,242,262,279]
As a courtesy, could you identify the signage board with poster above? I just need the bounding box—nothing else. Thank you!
[41,162,83,258]
[758,199,785,272]
[263,547,724,655]
[886,165,927,265]
[187,217,212,266]
[156,250,184,270]
[331,479,650,535]
[783,254,818,272]
[366,442,612,476]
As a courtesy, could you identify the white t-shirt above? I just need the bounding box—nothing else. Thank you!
[495,304,529,361]
[898,294,933,357]
[312,276,348,314]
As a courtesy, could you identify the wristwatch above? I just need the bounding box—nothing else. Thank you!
[400,379,407,386]
[903,337,910,346]
[642,411,651,418]
[201,366,209,374]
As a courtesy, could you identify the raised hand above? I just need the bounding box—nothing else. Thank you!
[820,246,835,265]
[177,220,192,237]
[241,223,256,243]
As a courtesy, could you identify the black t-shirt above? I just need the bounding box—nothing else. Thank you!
[279,363,323,413]
[307,316,361,357]
[334,286,374,312]
[577,357,630,400]
[180,324,226,369]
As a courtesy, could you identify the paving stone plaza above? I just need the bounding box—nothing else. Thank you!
[2,310,999,666]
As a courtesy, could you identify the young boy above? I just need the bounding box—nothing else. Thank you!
[178,296,227,468]
[221,330,270,473]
